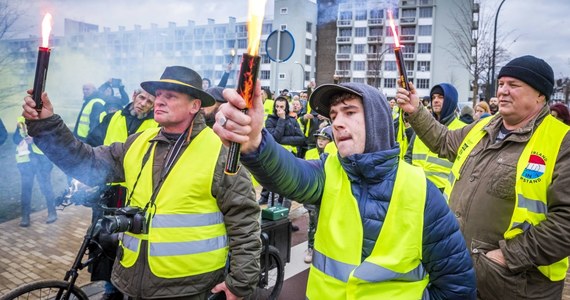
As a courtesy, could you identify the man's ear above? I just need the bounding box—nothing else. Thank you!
[189,99,202,114]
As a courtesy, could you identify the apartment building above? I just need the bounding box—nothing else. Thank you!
[316,0,477,101]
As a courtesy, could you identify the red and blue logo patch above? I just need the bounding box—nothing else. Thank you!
[522,154,546,180]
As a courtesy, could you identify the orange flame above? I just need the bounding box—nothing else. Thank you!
[387,10,400,48]
[242,57,256,108]
[247,0,267,56]
[41,13,53,48]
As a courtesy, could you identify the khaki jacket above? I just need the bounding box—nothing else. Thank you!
[28,114,261,298]
[408,105,570,299]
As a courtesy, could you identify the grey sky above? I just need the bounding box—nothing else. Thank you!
[9,0,570,77]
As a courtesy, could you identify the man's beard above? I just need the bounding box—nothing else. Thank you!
[489,103,498,113]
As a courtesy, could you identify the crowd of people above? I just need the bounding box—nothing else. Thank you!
[10,53,570,299]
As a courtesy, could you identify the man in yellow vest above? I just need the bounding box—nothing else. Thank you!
[73,83,107,142]
[22,66,261,299]
[396,55,570,299]
[405,83,466,192]
[214,82,476,299]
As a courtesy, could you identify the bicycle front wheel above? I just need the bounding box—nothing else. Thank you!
[248,245,284,300]
[1,279,88,300]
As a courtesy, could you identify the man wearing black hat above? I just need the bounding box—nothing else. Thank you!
[214,82,476,298]
[21,66,261,299]
[396,55,570,299]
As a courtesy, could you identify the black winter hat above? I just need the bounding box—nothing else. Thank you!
[498,55,554,100]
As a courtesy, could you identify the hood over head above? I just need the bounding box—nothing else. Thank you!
[430,83,458,123]
[310,82,395,153]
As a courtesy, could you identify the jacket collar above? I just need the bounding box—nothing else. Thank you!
[150,113,206,145]
[339,146,399,184]
[484,104,549,142]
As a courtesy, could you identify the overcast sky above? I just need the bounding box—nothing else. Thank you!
[8,0,570,77]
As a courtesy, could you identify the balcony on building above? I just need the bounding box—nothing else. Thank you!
[338,3,353,11]
[366,70,382,77]
[335,70,352,77]
[418,0,433,6]
[400,17,417,25]
[337,19,353,27]
[400,35,416,42]
[401,0,417,8]
[367,36,383,44]
[403,53,415,60]
[336,36,353,43]
[336,53,352,60]
[368,18,384,26]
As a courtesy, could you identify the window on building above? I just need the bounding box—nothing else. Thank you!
[195,41,203,50]
[401,26,415,35]
[305,71,310,81]
[226,40,236,48]
[418,25,432,36]
[417,61,431,71]
[340,11,352,20]
[236,25,247,33]
[354,44,365,54]
[261,70,271,80]
[306,38,312,49]
[370,9,383,19]
[419,7,433,18]
[215,56,224,64]
[385,44,395,54]
[418,43,431,53]
[305,55,311,65]
[338,45,352,53]
[355,27,366,37]
[355,10,367,20]
[353,78,365,83]
[416,78,430,89]
[353,61,365,71]
[238,39,247,48]
[280,7,288,14]
[214,26,226,34]
[262,24,272,34]
[338,61,351,70]
[402,9,416,18]
[339,28,352,37]
[402,43,415,53]
[369,27,382,37]
[204,55,214,64]
[385,27,395,37]
[384,78,397,88]
[215,40,224,48]
[279,73,286,79]
[194,28,205,35]
[405,61,414,71]
[205,41,213,49]
[384,61,397,71]
[262,54,271,64]
[306,22,312,33]
[280,24,287,30]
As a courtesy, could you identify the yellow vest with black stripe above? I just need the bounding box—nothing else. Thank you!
[103,111,158,146]
[306,155,429,299]
[15,116,43,163]
[412,118,466,189]
[76,98,106,138]
[444,115,569,281]
[120,127,228,278]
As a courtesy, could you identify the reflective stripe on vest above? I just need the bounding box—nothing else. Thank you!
[121,127,228,278]
[412,118,466,189]
[76,98,106,138]
[306,156,429,299]
[103,111,158,146]
[445,115,569,281]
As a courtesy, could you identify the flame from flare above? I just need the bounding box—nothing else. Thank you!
[41,13,53,48]
[230,49,236,57]
[387,10,400,48]
[242,56,257,109]
[247,0,267,56]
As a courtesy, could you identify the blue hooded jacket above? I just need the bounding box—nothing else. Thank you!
[241,83,476,299]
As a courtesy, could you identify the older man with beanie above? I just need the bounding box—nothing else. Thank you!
[21,66,261,299]
[397,55,570,299]
[214,82,476,299]
[405,83,467,191]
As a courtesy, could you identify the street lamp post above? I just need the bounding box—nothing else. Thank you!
[294,61,306,90]
[490,0,506,97]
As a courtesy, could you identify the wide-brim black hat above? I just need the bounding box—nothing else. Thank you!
[141,66,215,107]
[309,83,363,118]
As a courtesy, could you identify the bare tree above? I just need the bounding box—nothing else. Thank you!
[445,0,512,106]
[0,1,27,110]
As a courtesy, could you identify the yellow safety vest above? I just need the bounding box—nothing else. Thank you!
[120,127,228,278]
[76,98,106,138]
[263,99,274,122]
[103,112,158,146]
[305,143,338,160]
[396,110,408,160]
[412,118,466,189]
[306,155,429,299]
[15,116,43,163]
[444,115,569,281]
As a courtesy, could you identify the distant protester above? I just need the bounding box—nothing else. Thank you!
[474,101,491,120]
[550,103,570,125]
[459,105,475,124]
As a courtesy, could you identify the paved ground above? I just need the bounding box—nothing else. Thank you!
[2,203,570,299]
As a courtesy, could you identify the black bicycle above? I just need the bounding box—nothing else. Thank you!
[2,190,287,300]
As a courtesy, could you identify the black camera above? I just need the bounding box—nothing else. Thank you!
[101,206,147,234]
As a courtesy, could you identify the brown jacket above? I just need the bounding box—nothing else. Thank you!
[408,105,570,299]
[28,114,261,298]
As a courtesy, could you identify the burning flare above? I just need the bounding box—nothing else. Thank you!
[387,10,400,48]
[247,0,267,56]
[42,13,53,48]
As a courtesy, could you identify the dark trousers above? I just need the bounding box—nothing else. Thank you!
[17,154,55,217]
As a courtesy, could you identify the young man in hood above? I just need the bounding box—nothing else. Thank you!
[405,83,467,191]
[214,82,476,299]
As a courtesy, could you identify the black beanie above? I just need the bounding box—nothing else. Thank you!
[430,85,444,98]
[498,55,554,100]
